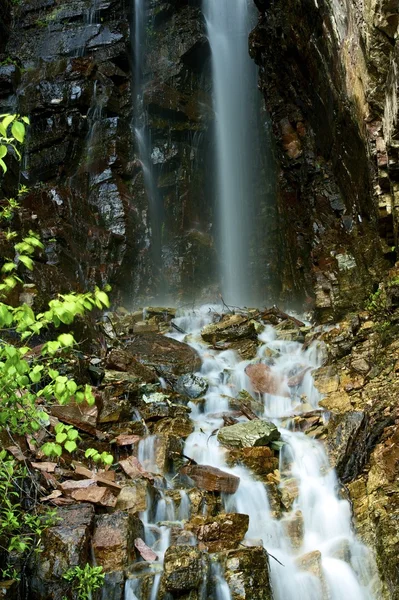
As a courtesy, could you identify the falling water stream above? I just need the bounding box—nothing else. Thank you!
[132,0,163,295]
[204,0,266,306]
[124,307,380,599]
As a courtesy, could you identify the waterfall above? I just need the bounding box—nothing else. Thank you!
[132,0,164,297]
[204,0,266,306]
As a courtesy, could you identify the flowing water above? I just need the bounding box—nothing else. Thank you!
[125,307,380,599]
[132,0,163,295]
[204,0,267,306]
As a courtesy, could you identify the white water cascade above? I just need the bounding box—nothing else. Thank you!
[124,307,380,599]
[204,0,266,306]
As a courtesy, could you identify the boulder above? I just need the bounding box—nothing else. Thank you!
[92,512,144,572]
[201,314,256,343]
[217,420,280,449]
[161,545,209,593]
[125,334,201,376]
[175,373,208,398]
[185,513,249,552]
[225,446,278,479]
[220,546,273,600]
[105,348,157,382]
[153,416,194,438]
[282,510,304,549]
[245,363,290,397]
[29,504,94,599]
[181,464,240,494]
[115,481,148,513]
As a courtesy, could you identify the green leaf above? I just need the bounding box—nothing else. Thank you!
[29,371,41,383]
[95,289,110,308]
[66,428,78,441]
[64,440,77,453]
[18,255,34,270]
[2,114,15,132]
[1,262,16,273]
[0,158,7,174]
[0,145,7,158]
[66,380,77,395]
[55,433,67,444]
[21,116,30,125]
[48,369,59,379]
[102,453,113,466]
[57,333,74,347]
[11,120,25,144]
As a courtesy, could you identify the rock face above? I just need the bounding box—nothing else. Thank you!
[0,0,216,305]
[217,420,280,449]
[251,0,396,318]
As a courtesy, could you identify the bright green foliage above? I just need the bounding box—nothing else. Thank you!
[63,564,105,600]
[0,289,108,436]
[84,448,114,466]
[0,114,29,173]
[0,114,114,586]
[0,450,58,578]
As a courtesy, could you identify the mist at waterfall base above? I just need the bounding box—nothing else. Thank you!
[124,308,379,600]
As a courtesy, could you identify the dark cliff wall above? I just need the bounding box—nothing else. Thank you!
[251,0,399,319]
[0,0,215,306]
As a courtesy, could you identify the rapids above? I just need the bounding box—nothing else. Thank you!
[124,307,380,599]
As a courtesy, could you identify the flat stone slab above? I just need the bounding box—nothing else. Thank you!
[181,464,240,494]
[217,420,280,449]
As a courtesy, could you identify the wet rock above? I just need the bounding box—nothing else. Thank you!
[70,485,118,507]
[282,510,304,549]
[201,315,256,343]
[138,434,183,474]
[225,446,278,479]
[92,512,144,572]
[105,348,157,382]
[226,338,260,360]
[296,549,323,577]
[186,488,223,517]
[220,546,273,600]
[29,504,94,599]
[217,420,280,449]
[125,334,201,377]
[280,478,300,511]
[160,545,209,594]
[139,400,190,422]
[325,411,366,478]
[175,373,208,399]
[101,571,124,600]
[319,390,353,413]
[152,416,194,438]
[245,363,290,397]
[181,464,240,494]
[185,513,249,553]
[115,481,148,513]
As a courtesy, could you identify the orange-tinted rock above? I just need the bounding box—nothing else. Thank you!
[181,464,240,494]
[92,512,144,572]
[226,446,279,479]
[71,486,117,507]
[245,363,290,397]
